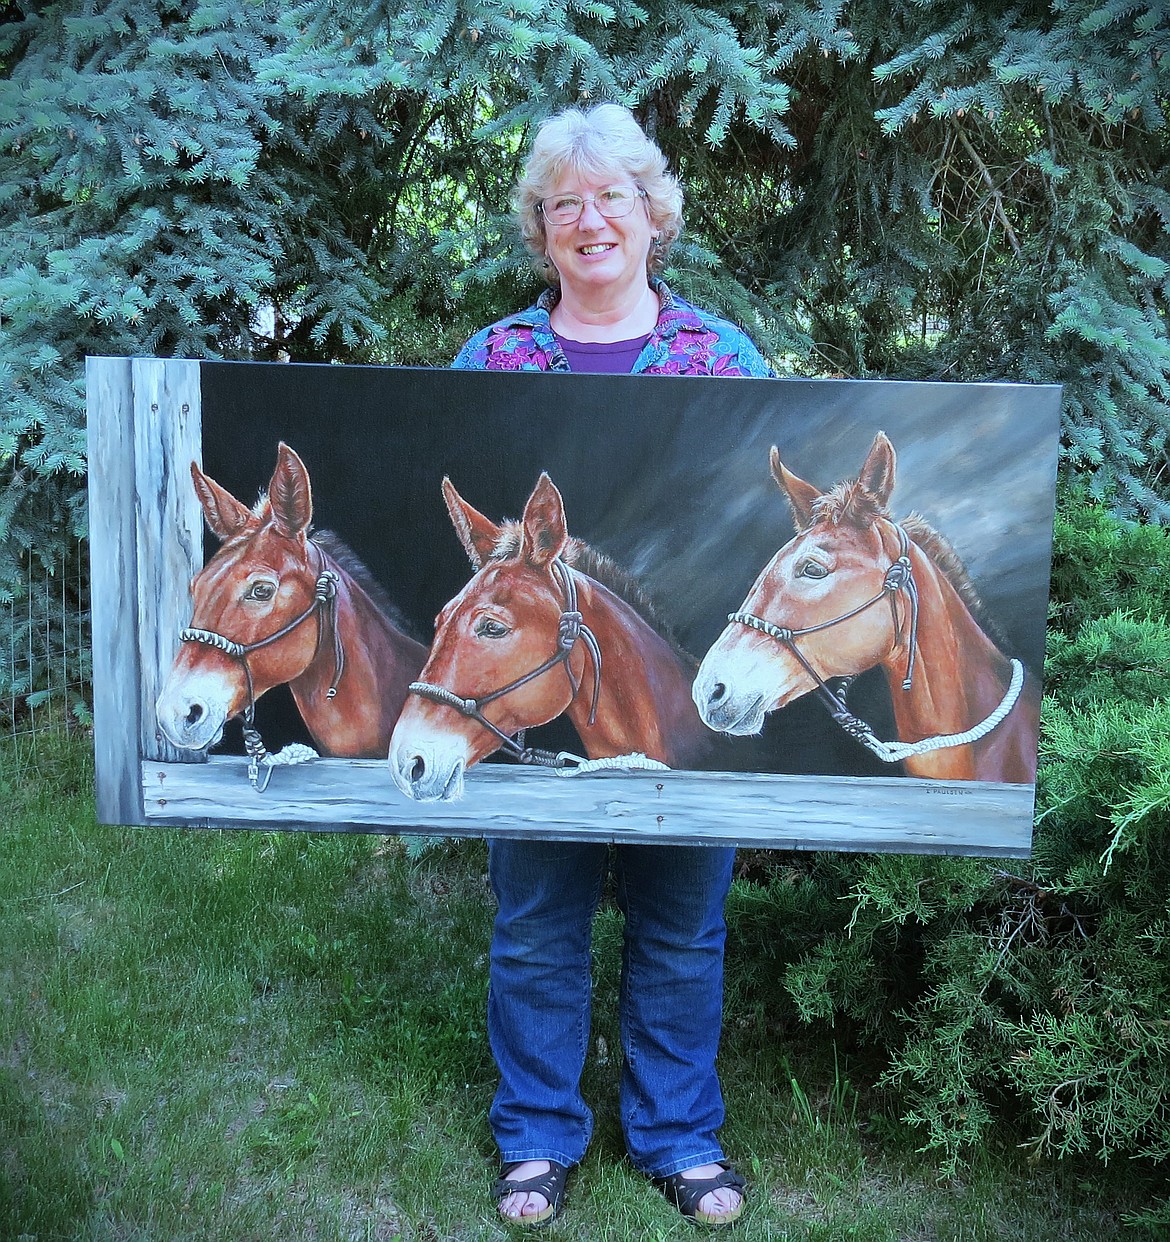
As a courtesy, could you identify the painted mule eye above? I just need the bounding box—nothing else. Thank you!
[475,617,510,639]
[245,580,277,602]
[797,560,829,580]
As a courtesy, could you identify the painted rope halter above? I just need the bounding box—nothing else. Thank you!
[407,557,602,769]
[178,543,344,790]
[728,524,1025,765]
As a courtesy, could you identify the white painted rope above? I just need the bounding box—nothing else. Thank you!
[248,742,320,792]
[263,743,320,768]
[553,751,671,777]
[862,659,1026,764]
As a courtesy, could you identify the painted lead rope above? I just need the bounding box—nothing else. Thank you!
[846,658,1025,764]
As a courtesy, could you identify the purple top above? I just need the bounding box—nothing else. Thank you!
[554,333,652,375]
[452,279,774,377]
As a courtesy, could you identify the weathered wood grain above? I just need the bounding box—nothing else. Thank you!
[140,758,1034,856]
[130,358,204,764]
[87,357,145,825]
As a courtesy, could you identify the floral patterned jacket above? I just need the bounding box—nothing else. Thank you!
[451,279,774,377]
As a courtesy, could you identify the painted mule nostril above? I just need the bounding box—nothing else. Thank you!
[409,755,426,784]
[710,681,727,703]
[185,702,205,726]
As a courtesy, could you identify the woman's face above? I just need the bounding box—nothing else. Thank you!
[541,169,656,301]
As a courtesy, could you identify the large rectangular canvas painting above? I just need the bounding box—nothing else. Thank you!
[87,358,1060,855]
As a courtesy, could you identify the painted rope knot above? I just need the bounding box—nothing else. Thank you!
[884,556,913,592]
[558,610,583,650]
[316,570,340,603]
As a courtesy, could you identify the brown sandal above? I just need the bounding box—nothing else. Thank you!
[655,1164,745,1226]
[492,1160,569,1227]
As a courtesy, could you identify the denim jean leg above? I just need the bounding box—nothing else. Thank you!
[614,843,735,1178]
[487,837,608,1168]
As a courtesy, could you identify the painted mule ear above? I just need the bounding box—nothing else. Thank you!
[770,446,820,532]
[442,477,501,570]
[267,442,313,538]
[520,472,568,567]
[191,461,254,542]
[857,431,896,508]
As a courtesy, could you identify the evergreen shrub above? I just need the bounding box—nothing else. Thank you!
[0,0,391,717]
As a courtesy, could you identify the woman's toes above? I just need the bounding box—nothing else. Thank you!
[500,1191,549,1218]
[698,1186,741,1216]
[496,1160,553,1220]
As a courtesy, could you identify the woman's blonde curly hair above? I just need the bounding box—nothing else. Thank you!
[514,103,684,284]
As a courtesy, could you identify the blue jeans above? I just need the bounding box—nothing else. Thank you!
[486,838,735,1178]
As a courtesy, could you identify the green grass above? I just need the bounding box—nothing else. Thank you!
[1,732,1164,1240]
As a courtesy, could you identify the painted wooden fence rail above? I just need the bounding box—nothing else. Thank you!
[141,758,1034,856]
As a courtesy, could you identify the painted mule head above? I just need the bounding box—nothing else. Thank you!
[155,443,326,750]
[694,432,910,734]
[389,473,592,802]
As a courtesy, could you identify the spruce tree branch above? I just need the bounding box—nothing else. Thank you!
[924,128,955,205]
[955,128,1022,258]
[385,102,443,243]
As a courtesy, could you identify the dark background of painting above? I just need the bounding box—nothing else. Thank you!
[198,363,1060,778]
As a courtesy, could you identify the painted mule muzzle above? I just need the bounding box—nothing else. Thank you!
[692,626,813,735]
[388,712,473,802]
[154,655,239,750]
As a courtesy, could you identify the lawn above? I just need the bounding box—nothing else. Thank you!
[1,732,1164,1241]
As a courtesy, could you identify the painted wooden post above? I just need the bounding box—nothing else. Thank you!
[87,357,145,824]
[130,358,204,764]
[88,357,206,825]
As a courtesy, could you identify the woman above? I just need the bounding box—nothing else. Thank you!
[452,103,772,1228]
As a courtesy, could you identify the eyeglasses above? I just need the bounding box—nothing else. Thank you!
[538,185,646,225]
